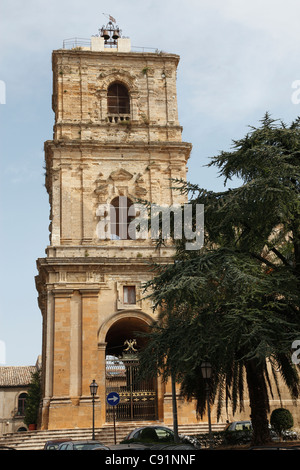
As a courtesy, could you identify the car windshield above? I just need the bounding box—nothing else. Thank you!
[135,427,174,443]
[47,444,59,449]
[235,423,251,431]
[155,428,174,441]
[73,443,101,450]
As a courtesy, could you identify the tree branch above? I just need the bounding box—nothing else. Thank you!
[270,247,290,267]
[250,252,277,268]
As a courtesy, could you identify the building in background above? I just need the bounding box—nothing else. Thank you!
[0,359,41,436]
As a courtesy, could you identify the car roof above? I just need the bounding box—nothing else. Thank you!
[46,439,71,443]
[61,440,104,444]
[134,426,172,431]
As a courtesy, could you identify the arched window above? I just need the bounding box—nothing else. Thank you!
[17,393,28,416]
[17,427,27,432]
[110,196,135,240]
[107,83,130,116]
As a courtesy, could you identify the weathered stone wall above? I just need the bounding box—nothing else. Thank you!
[52,49,182,142]
[44,141,190,251]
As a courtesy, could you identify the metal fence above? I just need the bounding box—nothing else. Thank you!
[62,37,91,49]
[106,355,157,422]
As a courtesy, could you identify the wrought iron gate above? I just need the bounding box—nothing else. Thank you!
[106,340,157,422]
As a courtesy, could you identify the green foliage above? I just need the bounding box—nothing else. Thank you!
[270,408,294,436]
[139,114,300,446]
[24,370,41,426]
[193,430,252,448]
[222,429,252,446]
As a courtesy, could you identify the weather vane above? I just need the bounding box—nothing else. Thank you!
[99,14,122,47]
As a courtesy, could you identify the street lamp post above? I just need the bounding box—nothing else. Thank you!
[90,379,98,440]
[201,361,212,447]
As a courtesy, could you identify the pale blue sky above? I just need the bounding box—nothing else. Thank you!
[0,0,299,365]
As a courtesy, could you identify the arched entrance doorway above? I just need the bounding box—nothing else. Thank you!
[105,315,157,422]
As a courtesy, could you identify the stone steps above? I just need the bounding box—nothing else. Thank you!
[178,423,226,434]
[0,426,123,450]
[0,422,226,450]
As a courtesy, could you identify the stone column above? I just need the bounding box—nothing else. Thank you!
[50,166,61,246]
[97,342,107,426]
[81,162,95,244]
[41,290,54,430]
[52,289,73,397]
[80,289,100,395]
[69,291,82,399]
[44,290,54,400]
[60,163,72,244]
[98,90,108,122]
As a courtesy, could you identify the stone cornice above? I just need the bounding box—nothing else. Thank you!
[52,49,180,66]
[36,256,172,268]
[44,139,192,152]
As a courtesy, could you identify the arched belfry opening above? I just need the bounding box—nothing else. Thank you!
[105,316,158,422]
[107,82,130,117]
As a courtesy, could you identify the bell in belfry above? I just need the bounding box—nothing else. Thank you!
[101,29,110,40]
[112,29,120,40]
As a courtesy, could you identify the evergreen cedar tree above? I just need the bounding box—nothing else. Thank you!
[139,114,300,446]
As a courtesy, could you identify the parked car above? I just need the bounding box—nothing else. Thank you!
[121,425,200,449]
[223,420,253,445]
[123,425,175,443]
[57,440,109,450]
[225,420,252,432]
[104,443,149,450]
[44,439,72,450]
[225,420,298,442]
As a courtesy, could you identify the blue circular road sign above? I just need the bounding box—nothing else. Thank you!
[106,391,120,406]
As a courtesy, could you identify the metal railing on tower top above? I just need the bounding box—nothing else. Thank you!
[62,37,91,49]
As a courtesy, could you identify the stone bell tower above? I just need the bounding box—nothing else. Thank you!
[36,20,192,430]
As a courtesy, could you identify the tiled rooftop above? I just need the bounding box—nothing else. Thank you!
[0,366,36,387]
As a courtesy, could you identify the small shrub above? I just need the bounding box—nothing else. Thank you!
[194,429,252,448]
[223,429,252,446]
[270,408,294,438]
[24,370,41,427]
[195,431,227,448]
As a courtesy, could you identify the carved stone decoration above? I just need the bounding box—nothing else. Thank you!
[109,168,133,181]
[94,172,109,202]
[95,184,109,195]
[135,185,147,197]
[86,271,105,283]
[133,173,147,197]
[97,69,138,93]
[135,173,144,183]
